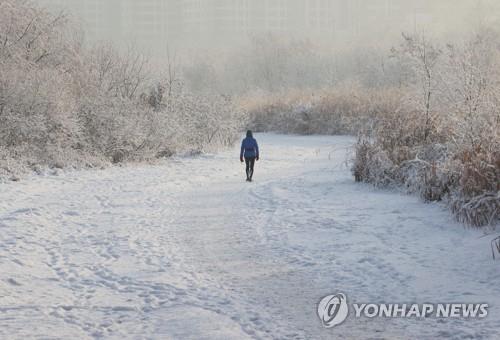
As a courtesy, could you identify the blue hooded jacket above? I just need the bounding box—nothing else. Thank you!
[240,133,259,159]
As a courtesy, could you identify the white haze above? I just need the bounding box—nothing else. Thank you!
[36,0,500,55]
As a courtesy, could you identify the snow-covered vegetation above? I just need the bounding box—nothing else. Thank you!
[1,1,497,227]
[0,0,242,179]
[241,85,402,135]
[240,32,499,227]
[353,32,500,228]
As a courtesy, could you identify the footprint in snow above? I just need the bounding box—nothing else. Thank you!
[6,278,21,286]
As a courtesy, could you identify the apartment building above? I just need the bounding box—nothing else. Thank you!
[35,0,443,50]
[181,0,286,41]
[37,0,122,42]
[121,0,170,53]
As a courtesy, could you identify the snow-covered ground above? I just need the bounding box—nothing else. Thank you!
[0,134,498,339]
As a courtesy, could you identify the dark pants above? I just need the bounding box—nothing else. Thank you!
[245,157,256,180]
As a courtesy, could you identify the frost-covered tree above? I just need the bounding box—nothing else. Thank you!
[391,32,443,143]
[0,0,243,176]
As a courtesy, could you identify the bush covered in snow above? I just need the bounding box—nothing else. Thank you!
[0,0,242,179]
[353,32,500,228]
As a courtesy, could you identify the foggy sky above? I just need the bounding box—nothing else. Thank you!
[36,0,500,55]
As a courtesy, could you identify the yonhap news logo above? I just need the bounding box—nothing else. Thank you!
[317,293,488,329]
[317,294,349,328]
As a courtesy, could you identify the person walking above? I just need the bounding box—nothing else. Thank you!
[240,130,259,182]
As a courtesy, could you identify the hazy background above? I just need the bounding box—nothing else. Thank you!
[36,0,500,55]
[2,1,498,226]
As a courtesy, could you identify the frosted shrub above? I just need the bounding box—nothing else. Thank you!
[450,148,500,227]
[0,1,84,170]
[165,90,242,153]
[354,32,500,227]
[397,155,457,202]
[0,0,243,177]
[353,138,396,187]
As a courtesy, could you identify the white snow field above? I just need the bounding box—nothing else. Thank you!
[0,134,499,339]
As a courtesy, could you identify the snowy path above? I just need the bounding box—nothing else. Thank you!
[0,134,499,339]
